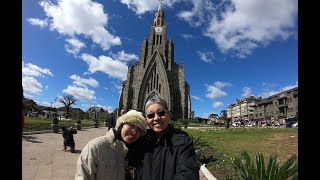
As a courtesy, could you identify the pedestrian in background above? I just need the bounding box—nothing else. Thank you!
[107,113,116,130]
[61,126,77,153]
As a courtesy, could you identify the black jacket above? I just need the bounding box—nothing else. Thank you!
[128,124,200,180]
[108,114,116,128]
[62,128,77,146]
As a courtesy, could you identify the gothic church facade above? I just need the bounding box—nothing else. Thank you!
[118,3,191,120]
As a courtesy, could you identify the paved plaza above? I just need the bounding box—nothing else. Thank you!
[22,126,207,180]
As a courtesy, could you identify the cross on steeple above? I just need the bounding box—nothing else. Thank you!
[158,0,164,11]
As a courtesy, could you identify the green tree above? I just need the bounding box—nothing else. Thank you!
[220,110,227,119]
[208,113,219,124]
[225,118,232,129]
[227,151,298,180]
[59,95,77,118]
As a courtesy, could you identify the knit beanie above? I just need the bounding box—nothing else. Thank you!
[115,110,147,136]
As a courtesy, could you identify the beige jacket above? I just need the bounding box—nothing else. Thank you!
[75,129,128,180]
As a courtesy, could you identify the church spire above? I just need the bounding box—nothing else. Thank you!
[157,0,163,11]
[153,0,165,27]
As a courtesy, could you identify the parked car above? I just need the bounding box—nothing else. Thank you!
[245,123,253,127]
[60,117,71,121]
[291,122,298,128]
[232,121,241,126]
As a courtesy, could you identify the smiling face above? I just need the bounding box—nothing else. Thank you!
[145,103,170,134]
[121,123,141,144]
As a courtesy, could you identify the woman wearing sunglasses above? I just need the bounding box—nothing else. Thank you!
[127,95,200,180]
[75,110,147,180]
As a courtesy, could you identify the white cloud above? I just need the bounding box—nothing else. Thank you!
[120,0,159,14]
[33,0,121,51]
[281,85,297,92]
[81,53,128,81]
[23,93,34,99]
[27,18,48,28]
[213,101,223,108]
[205,0,298,58]
[65,38,86,55]
[196,50,214,63]
[22,76,43,95]
[120,0,297,58]
[70,75,99,88]
[62,85,96,101]
[22,62,54,96]
[181,34,193,39]
[260,84,298,98]
[202,112,212,119]
[214,81,232,88]
[206,85,227,99]
[241,87,252,97]
[177,0,214,27]
[110,50,139,62]
[35,100,59,108]
[22,62,53,77]
[191,95,204,102]
[206,81,231,99]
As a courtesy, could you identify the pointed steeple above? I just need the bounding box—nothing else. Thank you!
[157,0,163,11]
[153,0,165,26]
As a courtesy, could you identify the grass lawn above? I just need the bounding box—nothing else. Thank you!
[184,127,298,179]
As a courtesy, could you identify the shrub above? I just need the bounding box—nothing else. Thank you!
[52,117,59,125]
[226,151,298,180]
[76,119,81,124]
[191,135,209,151]
[182,120,190,128]
[170,121,181,130]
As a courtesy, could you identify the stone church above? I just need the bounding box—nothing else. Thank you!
[118,2,191,120]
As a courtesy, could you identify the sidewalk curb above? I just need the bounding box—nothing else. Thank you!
[200,164,217,180]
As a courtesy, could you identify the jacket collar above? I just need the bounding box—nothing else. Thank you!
[108,128,129,158]
[146,124,174,146]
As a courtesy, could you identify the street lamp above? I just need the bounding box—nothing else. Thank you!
[50,101,52,120]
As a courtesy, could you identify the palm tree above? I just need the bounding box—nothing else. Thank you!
[227,151,298,180]
[59,95,77,118]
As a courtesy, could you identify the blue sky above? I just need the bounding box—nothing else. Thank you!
[22,0,298,118]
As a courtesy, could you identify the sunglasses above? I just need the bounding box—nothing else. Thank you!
[147,110,166,119]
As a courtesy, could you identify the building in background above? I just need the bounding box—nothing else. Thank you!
[118,2,191,120]
[227,86,298,122]
[253,86,298,121]
[227,96,261,121]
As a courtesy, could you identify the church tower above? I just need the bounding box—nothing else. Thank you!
[118,1,191,120]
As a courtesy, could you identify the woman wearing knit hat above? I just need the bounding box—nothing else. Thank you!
[75,110,147,180]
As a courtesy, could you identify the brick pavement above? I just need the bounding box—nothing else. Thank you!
[22,126,208,180]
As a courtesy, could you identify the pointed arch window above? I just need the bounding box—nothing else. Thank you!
[156,74,159,90]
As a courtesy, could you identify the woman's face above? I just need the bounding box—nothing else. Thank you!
[121,123,141,144]
[145,103,170,134]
